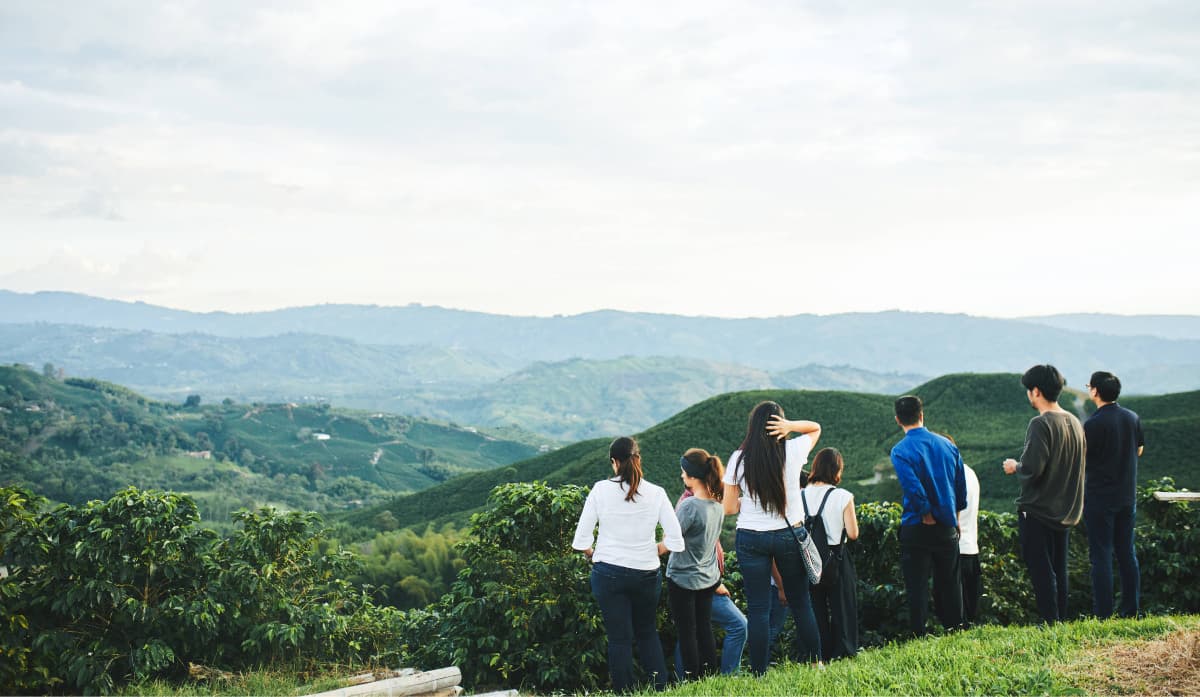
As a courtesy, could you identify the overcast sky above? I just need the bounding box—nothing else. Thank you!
[1,1,1197,318]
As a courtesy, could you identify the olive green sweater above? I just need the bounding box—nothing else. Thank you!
[1015,410,1086,529]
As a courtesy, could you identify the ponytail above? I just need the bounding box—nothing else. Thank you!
[610,436,643,502]
[682,448,725,502]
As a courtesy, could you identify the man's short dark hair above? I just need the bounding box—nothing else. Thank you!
[1089,371,1121,403]
[1021,364,1066,403]
[895,395,923,426]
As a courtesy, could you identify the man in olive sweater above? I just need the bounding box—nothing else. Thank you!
[1002,364,1086,623]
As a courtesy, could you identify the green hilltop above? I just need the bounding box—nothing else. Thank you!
[347,373,1200,530]
[0,364,543,523]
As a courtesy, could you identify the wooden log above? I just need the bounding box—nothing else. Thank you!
[301,667,461,697]
[1152,489,1200,499]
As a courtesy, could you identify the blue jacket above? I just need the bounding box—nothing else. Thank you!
[890,427,967,527]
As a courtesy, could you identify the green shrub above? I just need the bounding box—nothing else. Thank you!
[0,486,403,695]
[400,482,608,692]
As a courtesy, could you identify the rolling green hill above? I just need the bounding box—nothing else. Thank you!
[0,364,544,523]
[348,373,1200,530]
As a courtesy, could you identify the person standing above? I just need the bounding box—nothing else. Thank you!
[1083,371,1144,618]
[958,463,981,627]
[891,395,967,635]
[723,401,823,674]
[801,447,860,661]
[572,436,684,692]
[1002,364,1086,624]
[667,448,726,680]
[671,488,748,678]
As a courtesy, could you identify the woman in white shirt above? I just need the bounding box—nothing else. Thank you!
[800,447,860,661]
[572,436,684,693]
[722,401,822,674]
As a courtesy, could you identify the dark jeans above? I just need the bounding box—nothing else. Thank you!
[809,544,858,661]
[1019,512,1070,623]
[735,527,821,674]
[899,523,962,635]
[590,562,669,692]
[1084,497,1140,618]
[667,579,718,680]
[674,592,747,677]
[960,554,981,627]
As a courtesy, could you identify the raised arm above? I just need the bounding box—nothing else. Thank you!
[766,415,821,447]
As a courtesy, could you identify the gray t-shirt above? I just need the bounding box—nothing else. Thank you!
[666,496,724,590]
[1016,410,1086,529]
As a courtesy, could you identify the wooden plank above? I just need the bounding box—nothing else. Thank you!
[1153,491,1200,502]
[301,667,461,697]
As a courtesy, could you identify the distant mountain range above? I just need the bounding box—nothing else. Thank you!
[1,291,1198,439]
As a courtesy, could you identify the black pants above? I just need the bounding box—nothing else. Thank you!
[899,524,962,635]
[1019,512,1070,623]
[960,554,980,626]
[809,544,858,661]
[667,579,718,680]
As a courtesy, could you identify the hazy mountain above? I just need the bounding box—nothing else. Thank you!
[1021,314,1200,341]
[0,324,929,441]
[3,290,1199,394]
[0,323,518,402]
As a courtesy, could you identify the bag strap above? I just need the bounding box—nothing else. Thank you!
[815,487,836,518]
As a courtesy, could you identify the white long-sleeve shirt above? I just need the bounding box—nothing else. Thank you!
[572,478,684,571]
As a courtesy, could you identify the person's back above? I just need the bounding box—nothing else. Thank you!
[1003,364,1085,623]
[1084,403,1143,506]
[1015,410,1086,529]
[890,396,967,636]
[1083,371,1144,619]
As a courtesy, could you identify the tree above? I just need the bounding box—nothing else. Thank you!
[184,394,202,408]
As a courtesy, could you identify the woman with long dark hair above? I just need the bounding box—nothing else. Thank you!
[572,436,683,692]
[722,401,823,674]
[666,448,726,681]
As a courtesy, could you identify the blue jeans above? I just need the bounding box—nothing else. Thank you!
[735,527,821,674]
[767,583,787,651]
[1084,497,1140,618]
[590,562,669,692]
[674,592,747,677]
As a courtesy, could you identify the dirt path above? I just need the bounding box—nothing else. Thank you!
[1072,629,1200,695]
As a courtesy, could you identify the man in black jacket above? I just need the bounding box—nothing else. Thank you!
[1083,371,1144,618]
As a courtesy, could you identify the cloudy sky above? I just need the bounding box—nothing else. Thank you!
[1,1,1197,318]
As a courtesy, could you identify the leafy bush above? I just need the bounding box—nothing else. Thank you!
[0,486,403,695]
[400,482,608,692]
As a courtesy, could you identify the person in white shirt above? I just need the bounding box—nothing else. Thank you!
[958,463,981,626]
[800,447,860,661]
[572,436,684,693]
[722,401,823,675]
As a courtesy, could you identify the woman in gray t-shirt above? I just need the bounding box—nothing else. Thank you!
[667,447,726,680]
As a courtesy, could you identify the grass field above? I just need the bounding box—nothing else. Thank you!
[113,615,1199,696]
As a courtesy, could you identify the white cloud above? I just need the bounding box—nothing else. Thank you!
[0,0,1197,316]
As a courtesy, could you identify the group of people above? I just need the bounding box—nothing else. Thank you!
[571,364,1145,692]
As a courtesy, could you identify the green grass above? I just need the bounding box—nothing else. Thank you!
[119,668,358,696]
[662,615,1200,696]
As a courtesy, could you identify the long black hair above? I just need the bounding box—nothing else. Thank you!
[610,436,643,502]
[735,401,788,516]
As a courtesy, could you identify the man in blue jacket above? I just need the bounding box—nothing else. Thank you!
[890,395,968,635]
